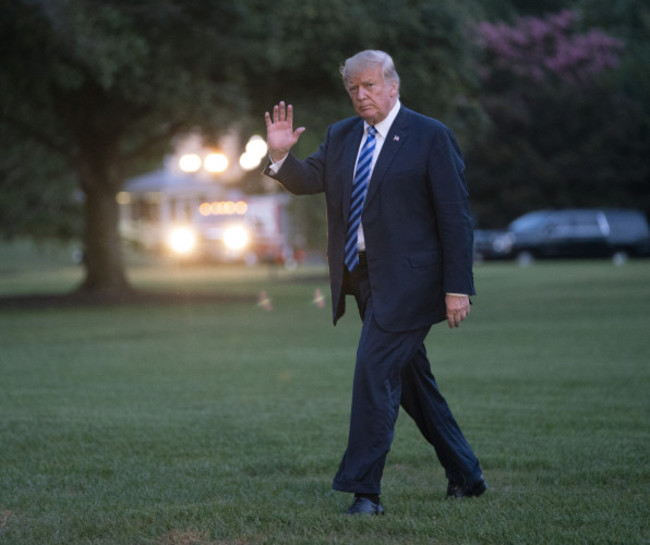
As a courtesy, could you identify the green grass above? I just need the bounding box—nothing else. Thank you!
[1,240,649,544]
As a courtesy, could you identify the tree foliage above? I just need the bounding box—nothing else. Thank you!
[0,135,81,240]
[477,10,623,84]
[1,0,254,291]
[466,9,649,227]
[1,0,647,283]
[242,0,482,154]
[1,0,481,288]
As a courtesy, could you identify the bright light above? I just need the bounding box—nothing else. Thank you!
[167,226,197,255]
[240,135,267,170]
[223,225,250,251]
[234,201,248,215]
[179,154,202,173]
[204,153,229,173]
[116,192,131,205]
[239,151,262,171]
[245,135,268,158]
[199,202,212,216]
[199,200,248,216]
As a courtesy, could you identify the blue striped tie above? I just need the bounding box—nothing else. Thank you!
[345,126,377,271]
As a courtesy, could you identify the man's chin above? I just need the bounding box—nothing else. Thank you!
[358,110,378,124]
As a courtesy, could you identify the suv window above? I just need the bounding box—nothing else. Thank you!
[571,212,607,238]
[510,211,551,232]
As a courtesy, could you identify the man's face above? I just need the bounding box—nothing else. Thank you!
[345,65,398,126]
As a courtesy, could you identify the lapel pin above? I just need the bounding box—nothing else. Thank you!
[393,135,400,142]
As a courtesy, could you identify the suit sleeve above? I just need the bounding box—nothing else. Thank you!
[263,133,331,196]
[428,126,476,296]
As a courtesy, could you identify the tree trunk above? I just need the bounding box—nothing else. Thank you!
[78,173,131,295]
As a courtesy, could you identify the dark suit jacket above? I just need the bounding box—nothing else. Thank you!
[264,105,475,332]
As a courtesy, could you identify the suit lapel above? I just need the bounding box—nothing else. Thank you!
[364,107,409,207]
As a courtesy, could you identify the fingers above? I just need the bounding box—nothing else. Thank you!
[276,101,286,123]
[284,102,292,126]
[447,310,468,329]
[264,101,305,162]
[265,101,293,125]
[445,295,470,329]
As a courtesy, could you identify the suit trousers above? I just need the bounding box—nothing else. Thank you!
[332,256,483,495]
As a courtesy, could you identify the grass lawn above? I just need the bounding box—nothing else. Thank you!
[1,240,649,544]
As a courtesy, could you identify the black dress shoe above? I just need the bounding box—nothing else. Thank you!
[446,475,488,499]
[345,496,385,515]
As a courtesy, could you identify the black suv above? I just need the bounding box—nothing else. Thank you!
[475,209,650,263]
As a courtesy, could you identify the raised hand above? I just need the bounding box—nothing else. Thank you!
[264,101,306,163]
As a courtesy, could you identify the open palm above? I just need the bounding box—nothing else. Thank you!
[264,101,306,162]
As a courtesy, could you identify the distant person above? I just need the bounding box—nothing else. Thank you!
[264,50,486,515]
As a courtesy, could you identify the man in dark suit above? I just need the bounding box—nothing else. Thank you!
[264,50,486,515]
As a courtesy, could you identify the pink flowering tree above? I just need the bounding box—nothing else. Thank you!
[466,10,650,227]
[476,10,624,87]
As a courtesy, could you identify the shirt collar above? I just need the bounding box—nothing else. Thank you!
[365,100,401,138]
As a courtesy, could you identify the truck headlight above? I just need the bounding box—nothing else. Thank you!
[167,226,197,255]
[223,225,250,251]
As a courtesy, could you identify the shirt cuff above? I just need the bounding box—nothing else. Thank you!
[446,293,469,297]
[268,154,288,174]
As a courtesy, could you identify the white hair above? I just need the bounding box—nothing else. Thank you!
[340,50,400,89]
